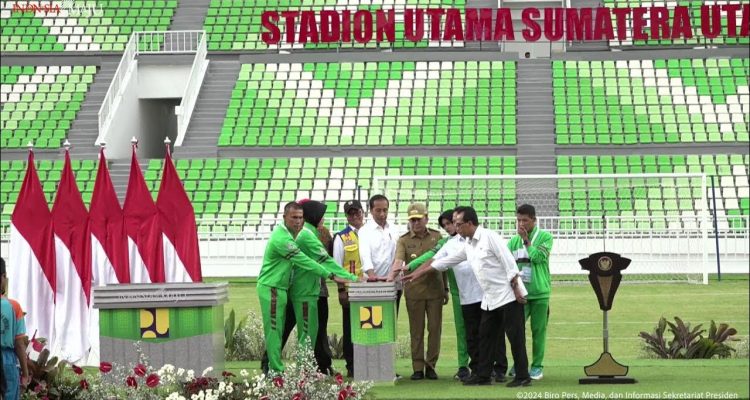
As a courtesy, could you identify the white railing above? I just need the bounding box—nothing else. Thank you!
[1,214,747,278]
[135,30,205,54]
[176,32,208,146]
[97,33,137,144]
[97,31,207,146]
[181,212,749,278]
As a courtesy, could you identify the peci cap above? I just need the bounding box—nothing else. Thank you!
[407,202,427,220]
[343,200,363,214]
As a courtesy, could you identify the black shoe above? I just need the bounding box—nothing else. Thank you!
[494,373,507,383]
[454,367,471,381]
[410,371,424,380]
[506,378,532,388]
[463,375,491,386]
[425,368,438,380]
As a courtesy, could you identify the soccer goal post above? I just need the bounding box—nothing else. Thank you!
[373,173,711,284]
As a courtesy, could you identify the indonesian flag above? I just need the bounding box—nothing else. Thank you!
[51,149,92,363]
[88,147,129,365]
[90,147,129,286]
[123,144,164,283]
[156,145,203,282]
[9,149,56,346]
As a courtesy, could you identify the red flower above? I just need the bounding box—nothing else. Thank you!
[292,393,304,400]
[126,376,138,388]
[33,382,46,393]
[31,338,45,352]
[349,391,357,398]
[146,373,160,388]
[335,373,344,385]
[71,365,83,375]
[99,362,113,373]
[221,371,235,378]
[338,389,348,400]
[272,376,284,388]
[79,379,89,390]
[133,364,147,377]
[260,397,270,400]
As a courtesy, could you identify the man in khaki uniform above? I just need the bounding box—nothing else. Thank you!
[390,203,446,380]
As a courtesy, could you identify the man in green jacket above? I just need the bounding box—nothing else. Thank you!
[258,202,356,373]
[292,200,358,350]
[507,204,553,380]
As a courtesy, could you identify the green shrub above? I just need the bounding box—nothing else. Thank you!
[639,317,738,359]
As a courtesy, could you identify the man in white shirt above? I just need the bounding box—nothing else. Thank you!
[406,206,531,387]
[357,194,401,310]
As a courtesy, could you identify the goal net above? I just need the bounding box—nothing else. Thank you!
[373,173,712,284]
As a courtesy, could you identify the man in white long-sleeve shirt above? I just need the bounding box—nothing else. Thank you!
[406,206,531,387]
[357,194,401,310]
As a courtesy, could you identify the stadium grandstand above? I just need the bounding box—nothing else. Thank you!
[1,0,748,283]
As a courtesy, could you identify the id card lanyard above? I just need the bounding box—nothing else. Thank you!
[518,228,540,283]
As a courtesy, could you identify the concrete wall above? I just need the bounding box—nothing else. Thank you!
[103,63,191,159]
[138,64,191,99]
[104,61,142,159]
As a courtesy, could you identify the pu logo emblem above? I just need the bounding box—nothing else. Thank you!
[359,306,383,329]
[140,308,170,338]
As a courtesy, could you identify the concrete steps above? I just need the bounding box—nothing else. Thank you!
[66,61,119,159]
[178,60,241,158]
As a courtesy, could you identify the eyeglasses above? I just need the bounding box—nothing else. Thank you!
[453,221,465,228]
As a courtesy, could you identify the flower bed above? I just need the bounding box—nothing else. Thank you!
[23,340,371,400]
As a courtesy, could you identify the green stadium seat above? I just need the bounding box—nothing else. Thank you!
[556,154,749,229]
[218,61,517,148]
[2,2,176,52]
[2,65,97,148]
[553,58,750,146]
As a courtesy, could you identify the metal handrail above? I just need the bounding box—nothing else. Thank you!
[176,32,208,146]
[97,31,207,145]
[97,33,137,143]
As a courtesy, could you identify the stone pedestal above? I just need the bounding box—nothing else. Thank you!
[93,283,228,374]
[348,282,397,384]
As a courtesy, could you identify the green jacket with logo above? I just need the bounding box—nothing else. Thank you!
[291,222,357,298]
[507,227,553,300]
[258,224,331,290]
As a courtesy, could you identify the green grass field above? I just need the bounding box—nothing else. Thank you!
[218,278,750,400]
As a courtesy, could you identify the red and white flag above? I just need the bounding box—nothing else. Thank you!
[9,149,56,346]
[157,145,202,282]
[88,146,131,365]
[123,144,164,283]
[90,147,129,286]
[51,149,92,363]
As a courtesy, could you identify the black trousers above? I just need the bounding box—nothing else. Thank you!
[261,296,333,374]
[461,302,483,373]
[342,303,353,373]
[475,301,529,380]
[494,337,508,376]
[314,296,333,372]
